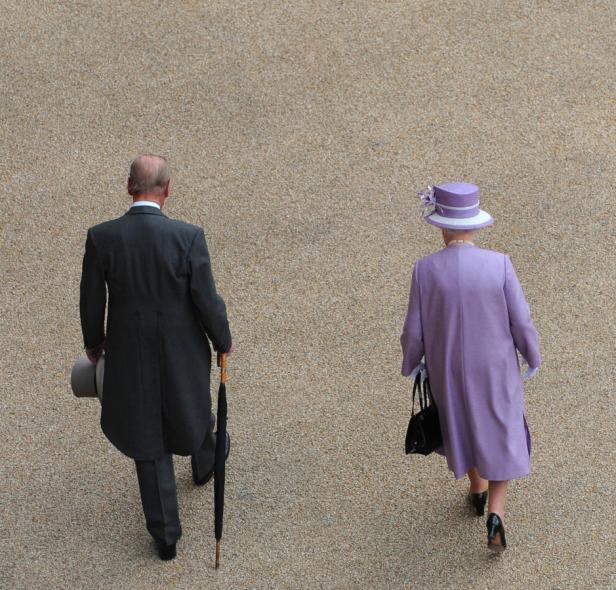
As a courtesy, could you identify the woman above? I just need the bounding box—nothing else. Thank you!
[400,182,540,551]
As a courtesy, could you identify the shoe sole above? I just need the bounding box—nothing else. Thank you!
[487,531,506,552]
[192,432,230,486]
[488,543,506,553]
[468,495,486,516]
[193,469,215,486]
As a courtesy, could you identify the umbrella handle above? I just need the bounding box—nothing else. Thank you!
[217,353,228,385]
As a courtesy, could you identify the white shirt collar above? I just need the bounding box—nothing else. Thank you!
[131,200,161,210]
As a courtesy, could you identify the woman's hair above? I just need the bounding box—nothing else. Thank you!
[444,228,474,236]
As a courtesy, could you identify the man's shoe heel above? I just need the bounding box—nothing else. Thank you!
[191,431,230,486]
[157,542,177,561]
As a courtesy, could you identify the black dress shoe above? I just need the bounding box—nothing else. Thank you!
[469,491,488,516]
[486,513,507,552]
[156,542,177,561]
[193,432,231,486]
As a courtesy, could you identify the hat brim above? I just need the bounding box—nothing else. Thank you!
[71,354,98,398]
[425,209,494,230]
[95,355,104,402]
[70,353,104,401]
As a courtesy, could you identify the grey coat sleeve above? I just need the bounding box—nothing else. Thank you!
[79,230,107,349]
[504,255,541,369]
[188,229,232,353]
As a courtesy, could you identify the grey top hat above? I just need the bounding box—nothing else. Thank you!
[70,353,104,402]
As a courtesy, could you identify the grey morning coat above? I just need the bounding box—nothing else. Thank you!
[80,206,232,460]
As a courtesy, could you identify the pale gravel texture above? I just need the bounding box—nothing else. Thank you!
[1,2,615,589]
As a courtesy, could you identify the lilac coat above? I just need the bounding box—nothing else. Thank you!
[401,244,540,480]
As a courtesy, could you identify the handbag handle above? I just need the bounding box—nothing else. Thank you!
[413,372,434,413]
[411,373,421,418]
[409,373,430,450]
[423,378,434,405]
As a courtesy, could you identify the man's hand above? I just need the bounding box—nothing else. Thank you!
[86,341,105,364]
[216,342,234,355]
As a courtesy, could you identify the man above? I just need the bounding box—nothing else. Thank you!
[80,154,232,560]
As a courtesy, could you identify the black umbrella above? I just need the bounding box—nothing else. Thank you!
[214,353,228,569]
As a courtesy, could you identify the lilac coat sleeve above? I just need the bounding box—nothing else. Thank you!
[504,255,541,369]
[400,262,424,376]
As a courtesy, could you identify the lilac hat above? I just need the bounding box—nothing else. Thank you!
[418,182,493,230]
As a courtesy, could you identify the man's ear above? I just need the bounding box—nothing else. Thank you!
[163,180,171,199]
[127,177,134,196]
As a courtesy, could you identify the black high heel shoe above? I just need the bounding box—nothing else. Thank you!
[469,491,488,516]
[486,513,507,552]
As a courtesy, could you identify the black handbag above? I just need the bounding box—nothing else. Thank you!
[405,372,442,455]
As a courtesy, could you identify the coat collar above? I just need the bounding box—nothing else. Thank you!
[125,206,166,217]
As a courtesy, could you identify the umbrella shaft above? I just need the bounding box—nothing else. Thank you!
[217,353,228,384]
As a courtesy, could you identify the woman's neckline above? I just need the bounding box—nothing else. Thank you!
[446,240,475,247]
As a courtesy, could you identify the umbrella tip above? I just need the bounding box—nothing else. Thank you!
[215,540,221,569]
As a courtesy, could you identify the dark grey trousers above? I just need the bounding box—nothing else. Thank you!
[134,417,216,545]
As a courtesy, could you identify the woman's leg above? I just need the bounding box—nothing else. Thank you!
[467,467,488,493]
[487,480,509,518]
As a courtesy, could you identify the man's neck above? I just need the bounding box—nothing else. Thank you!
[131,195,163,209]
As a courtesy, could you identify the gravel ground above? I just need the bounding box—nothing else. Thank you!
[1,2,615,589]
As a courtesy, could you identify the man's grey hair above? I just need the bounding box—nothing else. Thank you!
[128,154,171,195]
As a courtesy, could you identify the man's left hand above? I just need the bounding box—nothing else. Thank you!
[86,341,105,364]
